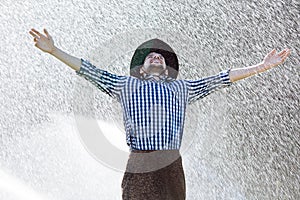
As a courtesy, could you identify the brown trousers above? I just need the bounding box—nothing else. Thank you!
[122,150,186,200]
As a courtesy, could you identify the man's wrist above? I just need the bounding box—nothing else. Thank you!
[256,62,267,73]
[49,46,58,55]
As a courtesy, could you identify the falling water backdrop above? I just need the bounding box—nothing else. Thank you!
[0,0,299,199]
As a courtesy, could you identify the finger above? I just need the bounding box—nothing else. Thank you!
[281,55,288,63]
[285,48,291,55]
[31,28,42,36]
[278,49,287,56]
[270,49,276,55]
[44,28,54,41]
[279,51,290,62]
[265,49,276,60]
[29,30,39,38]
[280,49,291,58]
[44,28,50,37]
[266,49,276,58]
[282,50,291,60]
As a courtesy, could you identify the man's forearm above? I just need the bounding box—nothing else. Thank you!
[50,47,81,71]
[229,62,265,82]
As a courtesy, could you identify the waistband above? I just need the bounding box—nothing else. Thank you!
[130,149,180,154]
[126,149,181,173]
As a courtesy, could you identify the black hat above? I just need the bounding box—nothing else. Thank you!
[130,39,179,79]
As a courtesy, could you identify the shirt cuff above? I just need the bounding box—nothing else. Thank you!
[219,68,233,86]
[75,58,88,76]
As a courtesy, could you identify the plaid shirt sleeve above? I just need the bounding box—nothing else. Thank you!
[184,69,232,104]
[75,58,128,99]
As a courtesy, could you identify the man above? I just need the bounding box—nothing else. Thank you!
[29,28,291,200]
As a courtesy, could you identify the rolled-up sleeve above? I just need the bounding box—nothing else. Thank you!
[184,69,232,104]
[75,58,128,99]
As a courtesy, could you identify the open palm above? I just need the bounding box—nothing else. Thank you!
[29,28,55,53]
[262,48,291,70]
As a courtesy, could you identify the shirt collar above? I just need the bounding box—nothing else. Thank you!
[140,74,175,83]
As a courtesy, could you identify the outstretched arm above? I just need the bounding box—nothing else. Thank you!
[229,48,291,82]
[29,28,81,71]
[29,28,128,99]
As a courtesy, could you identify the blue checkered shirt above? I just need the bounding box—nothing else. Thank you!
[76,59,232,150]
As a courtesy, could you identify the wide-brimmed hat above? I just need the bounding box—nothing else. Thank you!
[130,39,179,79]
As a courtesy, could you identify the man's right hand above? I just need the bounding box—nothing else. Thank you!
[29,28,81,71]
[29,28,56,54]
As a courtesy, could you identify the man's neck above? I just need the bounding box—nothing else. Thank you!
[141,73,174,83]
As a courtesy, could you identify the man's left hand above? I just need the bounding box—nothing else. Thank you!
[260,48,292,72]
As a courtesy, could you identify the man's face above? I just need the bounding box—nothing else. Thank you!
[140,52,168,76]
